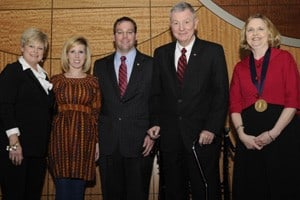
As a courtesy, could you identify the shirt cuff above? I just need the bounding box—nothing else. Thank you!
[6,128,21,137]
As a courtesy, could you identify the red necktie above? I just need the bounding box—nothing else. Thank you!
[119,56,127,97]
[177,48,187,86]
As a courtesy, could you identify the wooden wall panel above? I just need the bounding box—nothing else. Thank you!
[0,53,18,70]
[53,0,150,8]
[51,8,151,59]
[248,5,300,39]
[197,7,241,79]
[0,0,299,199]
[213,0,300,38]
[0,0,51,9]
[150,7,173,43]
[50,59,62,75]
[151,0,201,6]
[0,10,52,56]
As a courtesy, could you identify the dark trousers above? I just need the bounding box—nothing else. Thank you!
[160,138,221,200]
[0,155,46,200]
[55,178,86,200]
[99,150,154,200]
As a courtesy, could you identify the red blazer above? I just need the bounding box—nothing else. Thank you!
[230,48,300,113]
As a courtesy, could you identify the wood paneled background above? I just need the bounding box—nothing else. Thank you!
[0,0,299,199]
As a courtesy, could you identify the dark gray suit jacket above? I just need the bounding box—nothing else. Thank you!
[93,50,153,157]
[150,37,229,152]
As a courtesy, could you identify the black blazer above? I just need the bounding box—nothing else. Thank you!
[150,37,229,152]
[0,61,54,157]
[93,50,153,157]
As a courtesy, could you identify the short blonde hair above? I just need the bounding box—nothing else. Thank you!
[21,27,48,52]
[61,36,92,73]
[240,13,281,50]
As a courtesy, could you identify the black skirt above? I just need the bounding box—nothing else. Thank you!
[232,104,300,200]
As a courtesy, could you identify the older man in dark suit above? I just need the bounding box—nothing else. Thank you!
[93,16,155,200]
[148,2,229,200]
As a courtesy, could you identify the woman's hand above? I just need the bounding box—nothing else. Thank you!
[8,134,23,165]
[239,132,262,150]
[8,143,23,166]
[254,131,274,148]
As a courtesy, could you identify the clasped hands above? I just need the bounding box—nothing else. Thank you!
[239,130,275,150]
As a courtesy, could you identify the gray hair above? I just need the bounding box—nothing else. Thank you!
[170,1,196,19]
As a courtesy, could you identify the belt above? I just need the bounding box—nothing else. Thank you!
[58,104,91,114]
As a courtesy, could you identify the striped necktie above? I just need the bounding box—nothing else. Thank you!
[119,56,127,97]
[177,48,187,86]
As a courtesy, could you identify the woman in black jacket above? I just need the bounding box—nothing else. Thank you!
[0,27,54,200]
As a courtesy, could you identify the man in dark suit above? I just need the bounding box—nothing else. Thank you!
[148,2,229,200]
[93,16,155,200]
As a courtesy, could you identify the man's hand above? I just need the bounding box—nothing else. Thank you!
[198,130,215,145]
[142,135,155,157]
[147,126,160,140]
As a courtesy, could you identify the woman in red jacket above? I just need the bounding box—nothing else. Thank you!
[229,13,300,200]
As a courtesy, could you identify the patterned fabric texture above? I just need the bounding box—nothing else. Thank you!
[48,74,101,181]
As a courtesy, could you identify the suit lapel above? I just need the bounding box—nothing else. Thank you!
[166,43,182,95]
[106,54,121,98]
[24,68,49,96]
[187,38,204,68]
[180,38,204,89]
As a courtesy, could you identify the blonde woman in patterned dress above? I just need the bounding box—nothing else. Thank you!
[48,36,101,200]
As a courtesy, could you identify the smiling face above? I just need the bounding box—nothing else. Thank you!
[170,8,198,47]
[21,41,45,67]
[114,20,137,54]
[67,43,86,71]
[246,18,269,51]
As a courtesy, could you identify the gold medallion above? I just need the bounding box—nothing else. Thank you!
[254,99,268,112]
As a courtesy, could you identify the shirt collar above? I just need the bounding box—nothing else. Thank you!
[115,48,137,61]
[176,36,196,53]
[18,56,48,78]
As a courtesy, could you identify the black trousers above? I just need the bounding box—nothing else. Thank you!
[0,155,47,200]
[98,150,154,200]
[160,138,221,200]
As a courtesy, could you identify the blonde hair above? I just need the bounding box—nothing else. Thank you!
[21,27,48,52]
[61,36,92,72]
[240,13,281,50]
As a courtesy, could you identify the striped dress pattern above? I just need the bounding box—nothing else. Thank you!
[48,74,101,181]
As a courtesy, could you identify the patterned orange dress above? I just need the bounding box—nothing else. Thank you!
[48,74,101,181]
